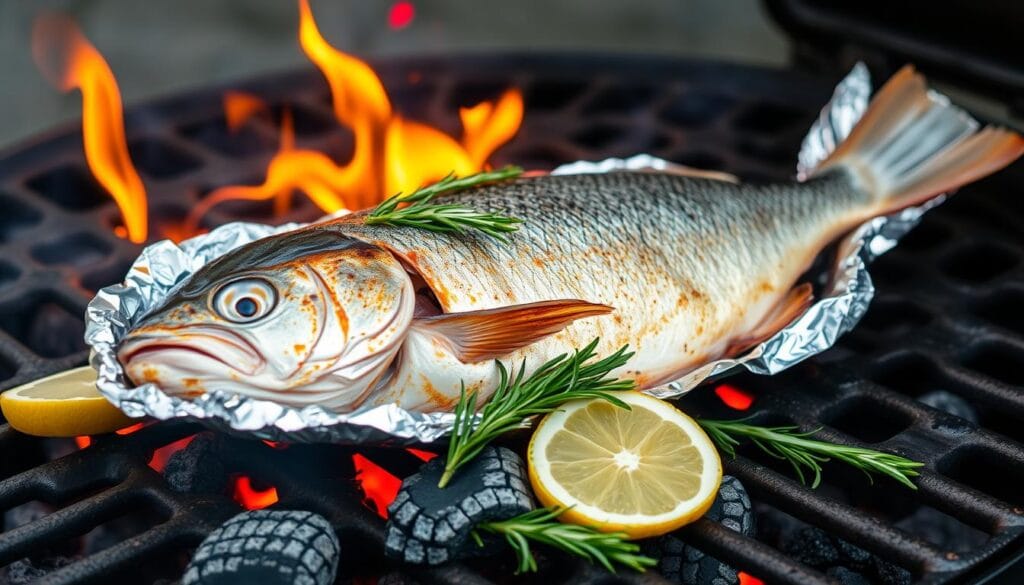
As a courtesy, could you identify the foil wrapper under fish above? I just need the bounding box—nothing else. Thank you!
[85,64,931,444]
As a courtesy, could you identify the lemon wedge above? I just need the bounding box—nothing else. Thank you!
[528,391,722,539]
[0,366,135,437]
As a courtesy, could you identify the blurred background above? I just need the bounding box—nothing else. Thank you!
[0,0,788,150]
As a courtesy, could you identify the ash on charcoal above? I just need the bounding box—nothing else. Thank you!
[644,475,754,585]
[4,500,55,532]
[378,571,420,585]
[3,556,75,585]
[163,432,228,494]
[918,390,978,424]
[779,525,911,585]
[827,566,872,585]
[384,446,533,566]
[183,509,339,585]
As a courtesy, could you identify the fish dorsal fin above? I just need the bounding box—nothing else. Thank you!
[412,299,613,363]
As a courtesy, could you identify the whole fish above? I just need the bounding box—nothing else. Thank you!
[119,66,1023,412]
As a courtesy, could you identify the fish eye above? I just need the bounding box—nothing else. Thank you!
[212,278,278,323]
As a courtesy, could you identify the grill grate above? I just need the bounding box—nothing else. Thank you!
[0,54,1022,584]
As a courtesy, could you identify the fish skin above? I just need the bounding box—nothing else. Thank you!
[325,169,870,408]
[119,168,870,413]
[117,64,1024,414]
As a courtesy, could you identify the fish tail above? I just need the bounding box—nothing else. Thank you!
[810,65,1023,214]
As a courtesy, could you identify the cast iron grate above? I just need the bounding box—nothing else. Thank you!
[0,54,1022,584]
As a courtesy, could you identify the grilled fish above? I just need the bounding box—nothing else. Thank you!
[118,66,1024,412]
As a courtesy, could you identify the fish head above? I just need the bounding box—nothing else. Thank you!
[117,229,415,410]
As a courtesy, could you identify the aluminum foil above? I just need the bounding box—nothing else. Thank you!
[85,63,930,444]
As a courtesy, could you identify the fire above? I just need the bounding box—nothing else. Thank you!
[35,3,522,243]
[183,0,523,236]
[352,453,402,518]
[73,421,146,449]
[148,435,196,473]
[224,91,268,132]
[31,13,147,243]
[715,383,754,410]
[738,572,765,585]
[116,422,146,435]
[233,476,280,510]
[406,448,437,462]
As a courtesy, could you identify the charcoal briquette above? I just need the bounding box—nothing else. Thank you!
[783,527,840,568]
[827,566,873,585]
[384,446,533,565]
[872,557,912,585]
[183,509,339,585]
[643,475,753,584]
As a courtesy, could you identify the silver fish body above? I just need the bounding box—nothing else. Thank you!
[328,170,868,409]
[117,65,1024,413]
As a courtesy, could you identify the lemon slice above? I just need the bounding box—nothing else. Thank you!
[528,391,722,539]
[0,366,135,437]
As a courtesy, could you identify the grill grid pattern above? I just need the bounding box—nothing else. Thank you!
[0,54,1022,584]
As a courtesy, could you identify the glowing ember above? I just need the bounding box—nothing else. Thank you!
[224,91,268,132]
[115,422,146,435]
[715,383,754,410]
[73,422,145,449]
[185,0,523,236]
[233,476,280,510]
[148,435,196,473]
[352,453,401,518]
[32,13,147,243]
[738,571,765,585]
[406,448,437,462]
[388,1,416,30]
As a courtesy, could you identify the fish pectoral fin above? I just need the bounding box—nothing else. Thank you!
[725,283,813,357]
[412,299,613,363]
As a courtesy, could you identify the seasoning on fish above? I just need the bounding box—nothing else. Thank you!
[118,66,1024,413]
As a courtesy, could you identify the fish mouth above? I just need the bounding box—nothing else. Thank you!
[118,326,264,376]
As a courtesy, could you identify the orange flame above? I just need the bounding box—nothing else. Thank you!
[233,476,280,510]
[738,572,765,585]
[74,436,91,449]
[32,13,147,243]
[715,383,754,410]
[182,0,523,236]
[224,91,268,132]
[352,453,401,518]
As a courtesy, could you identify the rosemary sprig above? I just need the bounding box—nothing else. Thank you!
[439,339,634,488]
[698,418,924,489]
[365,166,524,241]
[472,507,657,574]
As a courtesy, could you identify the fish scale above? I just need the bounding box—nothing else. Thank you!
[118,65,1024,412]
[329,170,866,388]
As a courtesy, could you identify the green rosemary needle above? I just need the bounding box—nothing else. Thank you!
[698,418,924,489]
[438,339,634,488]
[365,166,524,241]
[472,507,657,574]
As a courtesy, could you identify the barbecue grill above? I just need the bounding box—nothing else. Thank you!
[2,2,1023,584]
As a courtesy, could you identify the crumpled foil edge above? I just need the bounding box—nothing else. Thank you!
[85,63,928,444]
